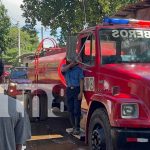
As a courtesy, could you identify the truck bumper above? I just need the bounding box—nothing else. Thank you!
[111,128,150,150]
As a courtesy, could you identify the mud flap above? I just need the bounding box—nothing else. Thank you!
[24,93,48,121]
[39,94,48,121]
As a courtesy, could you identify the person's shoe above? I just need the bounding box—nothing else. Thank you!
[73,129,80,135]
[69,128,75,134]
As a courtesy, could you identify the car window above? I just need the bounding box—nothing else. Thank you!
[10,68,28,79]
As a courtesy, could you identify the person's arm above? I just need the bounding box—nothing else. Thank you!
[61,62,78,72]
[16,144,22,150]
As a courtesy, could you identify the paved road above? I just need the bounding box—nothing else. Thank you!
[27,118,89,150]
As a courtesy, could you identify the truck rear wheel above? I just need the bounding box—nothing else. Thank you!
[88,108,113,150]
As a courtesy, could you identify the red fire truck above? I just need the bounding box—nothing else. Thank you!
[26,18,150,149]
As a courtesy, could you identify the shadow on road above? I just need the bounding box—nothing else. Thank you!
[27,118,89,150]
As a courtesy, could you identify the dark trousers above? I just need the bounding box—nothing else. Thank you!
[66,87,81,130]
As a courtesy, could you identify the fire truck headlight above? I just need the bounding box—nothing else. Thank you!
[121,103,139,119]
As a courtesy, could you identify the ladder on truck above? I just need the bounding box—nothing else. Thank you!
[34,38,58,84]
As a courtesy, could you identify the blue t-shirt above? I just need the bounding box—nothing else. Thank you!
[63,65,84,87]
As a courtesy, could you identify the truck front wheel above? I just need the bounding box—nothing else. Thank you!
[88,108,113,150]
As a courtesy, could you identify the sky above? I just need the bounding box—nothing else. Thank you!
[2,0,26,26]
[2,0,51,41]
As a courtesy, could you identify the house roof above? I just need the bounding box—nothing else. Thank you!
[113,0,150,18]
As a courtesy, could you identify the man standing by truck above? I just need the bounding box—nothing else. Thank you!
[61,56,84,135]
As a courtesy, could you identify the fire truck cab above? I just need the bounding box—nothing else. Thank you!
[26,18,150,149]
[75,18,150,149]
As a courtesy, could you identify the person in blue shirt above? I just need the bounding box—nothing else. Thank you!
[61,56,84,135]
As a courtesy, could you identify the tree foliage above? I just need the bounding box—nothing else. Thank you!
[21,24,39,51]
[3,26,39,65]
[0,4,11,52]
[21,0,139,44]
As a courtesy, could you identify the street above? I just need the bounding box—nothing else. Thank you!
[27,118,88,150]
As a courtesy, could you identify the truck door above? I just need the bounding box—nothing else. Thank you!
[79,33,98,104]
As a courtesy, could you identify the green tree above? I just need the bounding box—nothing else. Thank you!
[3,26,39,64]
[21,0,139,45]
[21,0,102,43]
[0,4,11,52]
[22,24,39,46]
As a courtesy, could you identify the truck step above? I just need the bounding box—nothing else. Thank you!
[66,128,85,141]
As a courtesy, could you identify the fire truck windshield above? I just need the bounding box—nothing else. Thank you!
[99,29,150,64]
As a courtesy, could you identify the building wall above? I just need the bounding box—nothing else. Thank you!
[114,1,150,21]
[124,8,150,20]
[136,8,150,20]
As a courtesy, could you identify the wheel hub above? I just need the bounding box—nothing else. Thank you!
[91,128,106,150]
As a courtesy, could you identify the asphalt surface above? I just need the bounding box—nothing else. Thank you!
[26,117,89,150]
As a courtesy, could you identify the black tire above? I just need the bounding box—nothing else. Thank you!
[88,108,113,150]
[25,93,48,122]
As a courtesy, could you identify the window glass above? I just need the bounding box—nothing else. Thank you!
[101,41,116,56]
[99,29,150,64]
[10,68,28,79]
[81,34,96,66]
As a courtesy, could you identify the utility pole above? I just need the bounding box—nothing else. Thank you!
[17,21,21,63]
[41,26,44,40]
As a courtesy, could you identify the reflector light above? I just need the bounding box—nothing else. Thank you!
[103,17,150,26]
[138,20,150,26]
[127,138,137,142]
[127,138,148,143]
[137,138,149,142]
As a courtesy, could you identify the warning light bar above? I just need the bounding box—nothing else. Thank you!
[103,17,150,26]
